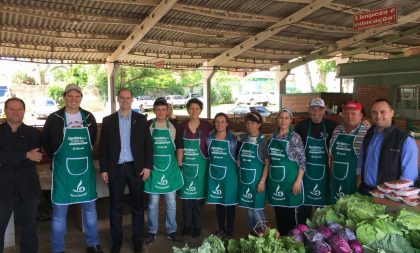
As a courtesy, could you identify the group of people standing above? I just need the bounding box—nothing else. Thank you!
[0,84,418,253]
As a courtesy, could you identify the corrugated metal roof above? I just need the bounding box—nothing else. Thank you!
[1,0,419,71]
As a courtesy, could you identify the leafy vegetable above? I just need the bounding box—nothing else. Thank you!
[296,224,309,233]
[348,240,362,253]
[226,229,305,253]
[317,226,332,239]
[173,235,225,253]
[364,234,417,253]
[311,240,331,253]
[356,218,403,245]
[329,235,351,253]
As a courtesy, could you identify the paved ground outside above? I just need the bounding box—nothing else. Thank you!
[5,196,278,253]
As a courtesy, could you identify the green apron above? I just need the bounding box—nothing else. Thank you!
[144,119,184,194]
[267,132,303,207]
[178,129,208,199]
[52,113,97,205]
[303,121,328,207]
[330,124,361,203]
[238,135,266,209]
[207,135,238,205]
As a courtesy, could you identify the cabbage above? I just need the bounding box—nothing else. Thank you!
[329,235,351,253]
[296,224,309,232]
[311,240,331,253]
[336,228,356,241]
[348,240,362,253]
[326,221,342,234]
[291,233,305,243]
[304,228,325,242]
[289,228,302,236]
[317,226,332,239]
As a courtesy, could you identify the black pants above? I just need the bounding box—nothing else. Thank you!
[108,164,144,243]
[0,196,38,253]
[182,199,204,230]
[297,205,313,225]
[274,206,297,236]
[216,205,236,233]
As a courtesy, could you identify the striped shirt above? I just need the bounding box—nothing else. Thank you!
[329,124,369,158]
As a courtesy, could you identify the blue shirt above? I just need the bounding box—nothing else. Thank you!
[357,127,418,187]
[118,110,134,163]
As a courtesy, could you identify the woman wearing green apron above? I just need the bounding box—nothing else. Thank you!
[144,97,184,245]
[238,112,270,235]
[176,98,211,237]
[267,109,305,235]
[206,113,238,237]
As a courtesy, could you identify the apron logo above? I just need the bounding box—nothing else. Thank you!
[336,185,345,199]
[73,179,86,193]
[212,183,222,196]
[310,184,321,197]
[273,185,284,197]
[157,175,168,186]
[243,187,253,200]
[186,181,196,192]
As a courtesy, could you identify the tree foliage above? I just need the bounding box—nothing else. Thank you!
[316,59,336,92]
[12,71,37,85]
[177,70,203,93]
[47,84,65,107]
[314,82,328,93]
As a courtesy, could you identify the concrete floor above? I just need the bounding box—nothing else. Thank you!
[5,197,277,253]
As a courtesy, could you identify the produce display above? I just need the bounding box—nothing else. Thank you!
[173,229,305,253]
[173,193,420,253]
[305,194,420,252]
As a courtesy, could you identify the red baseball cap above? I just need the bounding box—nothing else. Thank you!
[342,101,363,111]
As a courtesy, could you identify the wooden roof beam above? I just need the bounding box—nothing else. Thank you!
[206,0,332,67]
[107,0,177,62]
[342,26,420,57]
[280,8,420,71]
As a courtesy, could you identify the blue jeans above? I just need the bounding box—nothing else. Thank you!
[147,192,177,234]
[51,201,100,253]
[248,208,266,234]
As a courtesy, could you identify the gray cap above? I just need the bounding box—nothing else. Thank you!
[309,97,325,108]
[63,84,83,96]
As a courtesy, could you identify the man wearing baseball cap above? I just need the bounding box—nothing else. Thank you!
[294,97,337,223]
[42,84,103,253]
[329,101,369,203]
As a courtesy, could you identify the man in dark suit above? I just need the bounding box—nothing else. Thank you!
[0,97,43,253]
[100,88,153,253]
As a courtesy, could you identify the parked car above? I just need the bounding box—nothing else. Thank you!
[185,93,204,103]
[234,91,270,106]
[0,85,12,116]
[135,95,155,111]
[31,97,59,119]
[229,104,271,117]
[165,95,186,108]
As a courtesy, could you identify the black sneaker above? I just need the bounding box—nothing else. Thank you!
[143,233,156,245]
[167,232,182,242]
[181,226,191,236]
